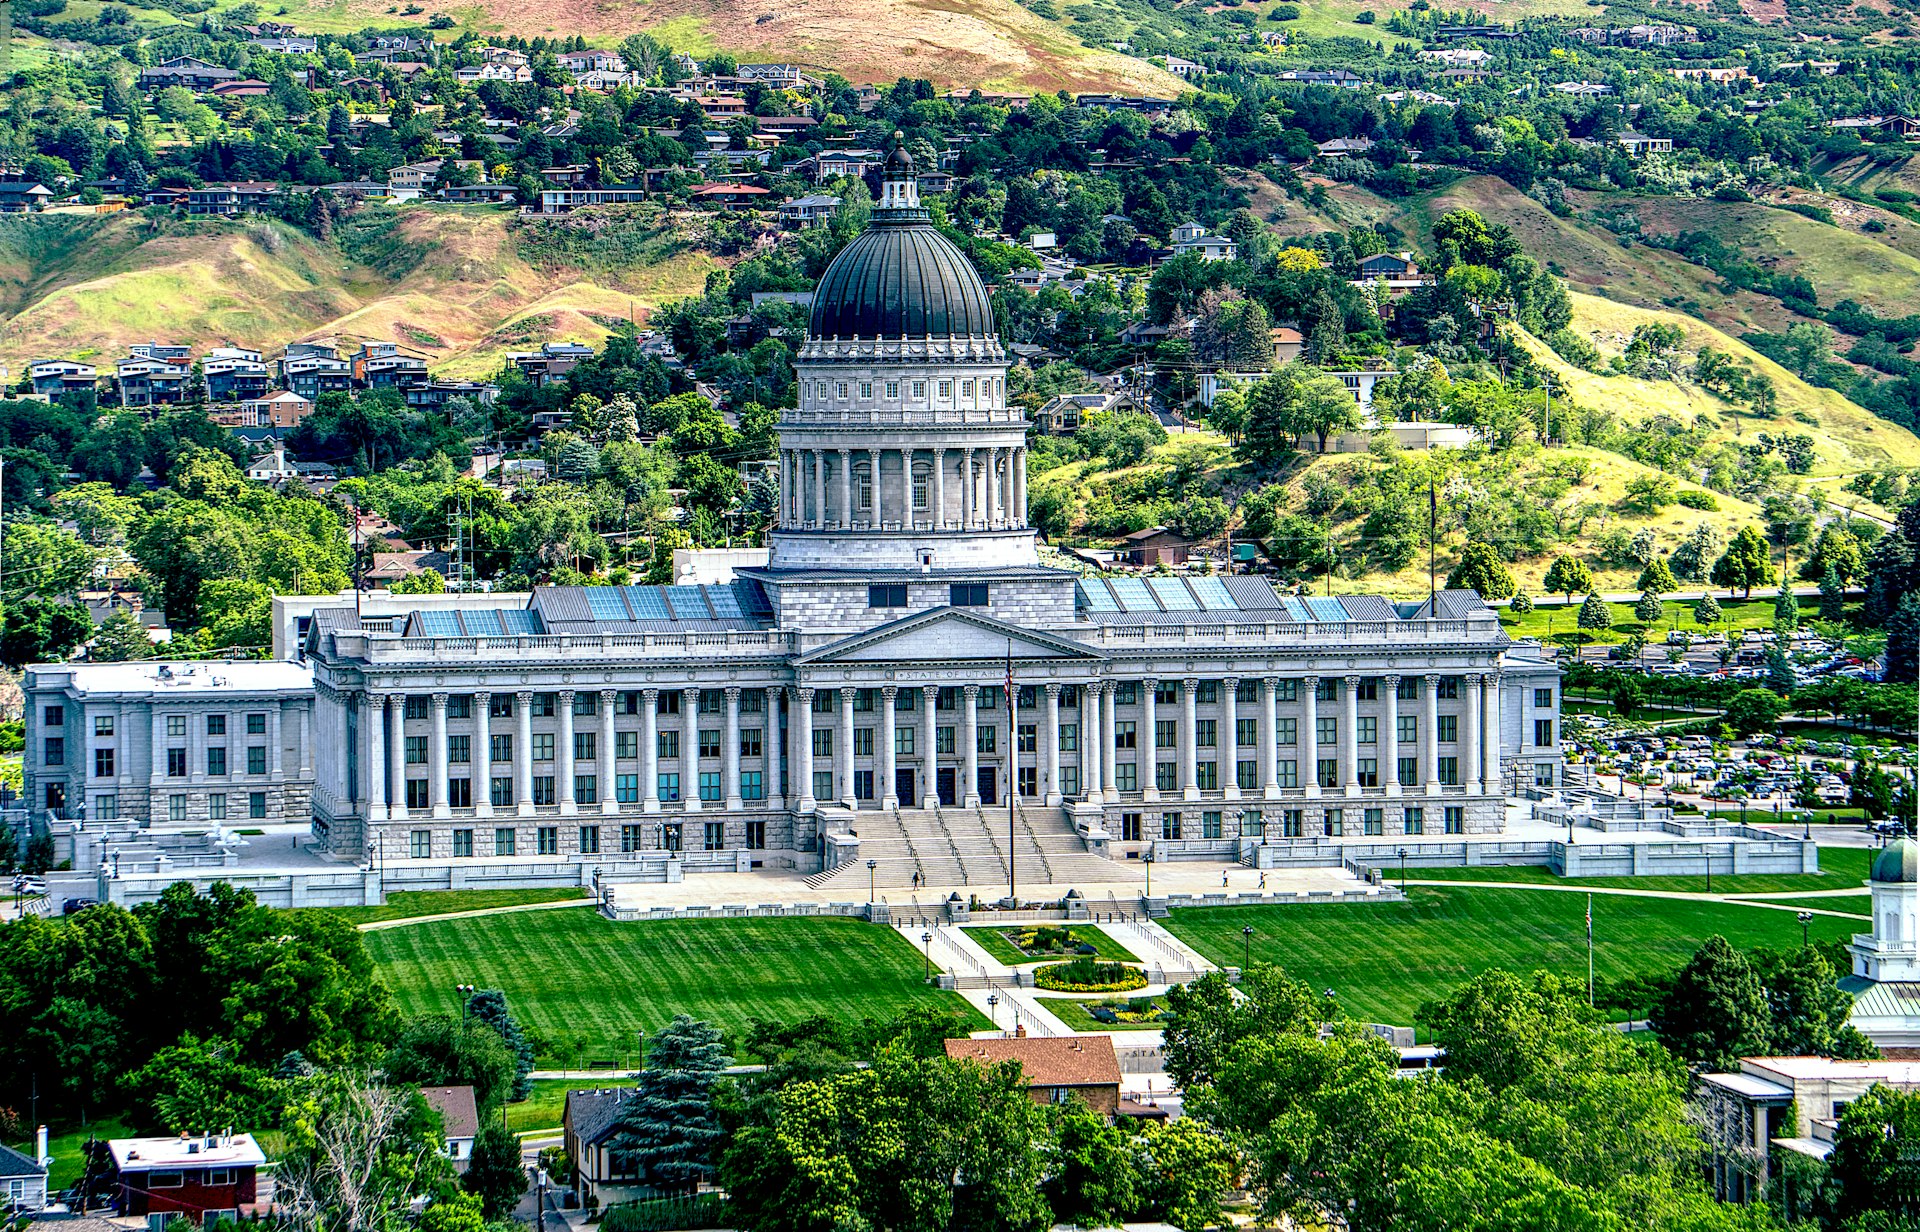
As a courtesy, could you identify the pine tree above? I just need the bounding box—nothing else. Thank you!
[1634,590,1663,626]
[611,1015,732,1195]
[466,989,534,1102]
[1577,591,1612,633]
[1820,564,1847,623]
[1695,594,1721,628]
[1773,580,1799,634]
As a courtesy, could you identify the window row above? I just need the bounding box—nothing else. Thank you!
[1113,804,1469,840]
[412,820,770,858]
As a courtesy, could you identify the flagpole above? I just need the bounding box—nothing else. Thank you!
[1586,893,1594,1008]
[1007,641,1016,905]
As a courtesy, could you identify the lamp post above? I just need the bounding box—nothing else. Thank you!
[1798,910,1814,949]
[867,858,878,904]
[1241,925,1253,972]
[456,983,476,1022]
[1397,847,1409,890]
[921,930,933,983]
[987,992,999,1028]
[636,1027,646,1073]
[1324,987,1337,1018]
[1143,850,1154,901]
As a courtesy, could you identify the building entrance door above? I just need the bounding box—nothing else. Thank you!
[895,768,915,806]
[936,767,957,806]
[977,767,997,806]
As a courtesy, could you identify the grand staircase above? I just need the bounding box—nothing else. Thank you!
[804,804,1132,891]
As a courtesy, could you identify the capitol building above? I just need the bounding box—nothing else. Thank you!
[25,146,1562,892]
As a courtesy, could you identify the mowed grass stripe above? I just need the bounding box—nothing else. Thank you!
[366,912,984,1059]
[1165,887,1862,1028]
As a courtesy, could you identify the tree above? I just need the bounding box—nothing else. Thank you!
[1294,372,1362,452]
[463,1122,527,1219]
[1710,526,1776,599]
[1651,936,1770,1071]
[1543,556,1592,605]
[1889,592,1920,684]
[1634,590,1663,626]
[1511,593,1533,615]
[1754,946,1878,1059]
[277,1073,451,1232]
[1695,594,1721,628]
[1723,688,1787,735]
[391,569,446,595]
[1446,542,1517,600]
[91,608,155,661]
[1622,472,1675,514]
[1577,592,1612,633]
[381,1015,518,1113]
[1636,557,1677,596]
[1045,1100,1140,1227]
[1162,965,1322,1090]
[1826,1085,1920,1224]
[465,989,534,1102]
[611,1014,732,1194]
[1772,580,1798,634]
[1849,756,1894,818]
[1819,564,1847,622]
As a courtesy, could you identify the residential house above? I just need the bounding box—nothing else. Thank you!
[1271,326,1305,363]
[737,62,816,87]
[1550,81,1613,96]
[779,193,841,228]
[575,70,643,91]
[1701,1057,1920,1201]
[282,343,354,400]
[239,390,314,428]
[203,346,273,402]
[387,160,445,200]
[943,1036,1123,1118]
[441,183,519,203]
[1433,23,1517,38]
[1315,136,1375,159]
[1276,69,1363,88]
[509,342,595,387]
[455,63,533,84]
[185,182,283,215]
[249,34,316,53]
[353,342,431,389]
[369,550,454,586]
[558,50,628,73]
[1419,47,1490,66]
[805,149,883,182]
[210,79,273,99]
[539,184,653,213]
[563,1088,643,1207]
[1616,130,1673,157]
[138,57,239,90]
[27,359,97,398]
[0,181,54,213]
[476,45,530,66]
[116,346,193,408]
[689,182,774,210]
[1669,65,1752,83]
[418,1086,480,1172]
[755,115,820,141]
[1169,220,1236,261]
[542,164,593,185]
[0,1138,48,1214]
[1379,88,1455,107]
[405,380,499,410]
[1357,251,1419,279]
[108,1133,265,1216]
[1437,67,1490,83]
[1162,55,1205,80]
[1032,389,1141,435]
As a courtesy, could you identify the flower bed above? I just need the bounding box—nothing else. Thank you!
[1031,957,1148,993]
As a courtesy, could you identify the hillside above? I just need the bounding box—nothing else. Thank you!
[0,207,718,380]
[244,0,1183,93]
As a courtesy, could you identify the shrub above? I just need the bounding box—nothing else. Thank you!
[1355,8,1376,19]
[1270,2,1301,16]
[1676,489,1719,511]
[1033,959,1147,992]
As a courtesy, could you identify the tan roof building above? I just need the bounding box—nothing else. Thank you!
[945,1035,1122,1116]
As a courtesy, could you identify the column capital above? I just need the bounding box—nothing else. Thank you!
[1044,682,1062,699]
[1302,674,1320,687]
[723,686,741,701]
[1486,671,1504,686]
[1424,673,1442,685]
[431,691,449,706]
[599,688,618,703]
[1382,674,1401,685]
[1142,676,1159,690]
[1222,676,1240,689]
[473,688,491,700]
[881,684,898,700]
[642,686,660,702]
[1343,674,1362,687]
[792,685,812,703]
[1181,677,1199,693]
[961,683,978,699]
[1463,672,1484,685]
[922,684,938,699]
[515,689,534,705]
[838,685,856,700]
[556,688,575,703]
[1262,676,1281,690]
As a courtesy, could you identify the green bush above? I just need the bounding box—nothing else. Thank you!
[1033,958,1147,992]
[1676,489,1719,511]
[1270,2,1301,17]
[602,1195,730,1232]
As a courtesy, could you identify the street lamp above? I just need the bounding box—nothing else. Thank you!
[636,1027,646,1072]
[987,992,999,1028]
[1143,850,1155,901]
[1397,847,1409,889]
[1798,910,1814,949]
[456,983,476,1022]
[867,859,878,903]
[921,930,933,983]
[1241,924,1253,971]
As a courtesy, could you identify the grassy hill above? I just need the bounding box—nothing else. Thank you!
[224,0,1183,93]
[0,205,718,379]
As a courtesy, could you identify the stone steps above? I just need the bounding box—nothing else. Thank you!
[806,804,1131,890]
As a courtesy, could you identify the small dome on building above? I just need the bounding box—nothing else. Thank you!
[1872,838,1917,884]
[807,213,995,341]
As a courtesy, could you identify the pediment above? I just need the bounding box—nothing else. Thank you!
[798,608,1102,666]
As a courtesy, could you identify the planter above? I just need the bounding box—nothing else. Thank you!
[1031,958,1148,993]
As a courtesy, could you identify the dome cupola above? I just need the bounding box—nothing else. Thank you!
[1872,838,1917,884]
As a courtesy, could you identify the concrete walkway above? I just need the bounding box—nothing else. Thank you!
[1401,878,1870,920]
[356,896,595,931]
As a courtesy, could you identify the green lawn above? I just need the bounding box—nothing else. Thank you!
[1398,846,1872,896]
[1037,996,1171,1032]
[1165,887,1861,1028]
[1729,893,1872,914]
[509,1076,637,1135]
[29,1116,131,1191]
[367,913,989,1061]
[1707,808,1868,826]
[962,924,1140,966]
[1499,597,1857,644]
[326,888,592,924]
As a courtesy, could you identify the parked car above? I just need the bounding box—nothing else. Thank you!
[61,896,98,915]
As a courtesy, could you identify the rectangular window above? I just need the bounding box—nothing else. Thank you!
[208,793,227,821]
[660,730,682,759]
[1059,723,1077,752]
[168,747,187,777]
[1237,760,1257,790]
[1114,682,1138,706]
[1437,677,1460,699]
[938,380,951,398]
[491,695,514,717]
[742,771,765,801]
[166,714,186,737]
[94,714,114,737]
[1195,719,1216,748]
[658,772,682,802]
[1236,717,1257,748]
[616,731,639,759]
[1195,680,1218,704]
[1404,807,1425,835]
[1242,808,1265,837]
[705,821,725,851]
[1276,717,1297,746]
[853,769,874,800]
[407,779,430,809]
[1277,759,1298,789]
[247,745,267,774]
[1061,766,1080,796]
[453,829,474,858]
[448,694,473,719]
[663,824,683,852]
[1114,720,1137,749]
[576,732,597,762]
[1438,715,1458,743]
[495,827,517,856]
[1535,688,1553,708]
[1357,758,1378,788]
[949,582,989,606]
[538,826,559,855]
[249,792,267,820]
[575,774,597,804]
[1018,724,1036,753]
[691,729,717,759]
[813,770,834,801]
[621,825,646,853]
[1355,678,1378,701]
[1445,806,1464,834]
[1316,679,1337,703]
[1397,715,1418,745]
[580,825,601,854]
[43,705,63,727]
[448,735,471,764]
[406,736,428,765]
[1018,766,1038,797]
[94,793,117,820]
[94,747,115,777]
[741,728,764,759]
[1155,720,1176,749]
[1315,717,1337,746]
[1312,808,1331,837]
[168,793,188,821]
[936,726,956,755]
[533,776,556,805]
[1201,811,1222,840]
[448,778,472,808]
[852,728,873,758]
[811,729,832,759]
[1438,757,1459,786]
[616,773,639,803]
[405,696,428,720]
[745,818,766,847]
[1399,756,1419,785]
[868,583,908,608]
[1364,808,1384,836]
[1317,759,1339,789]
[1272,680,1298,702]
[1161,811,1183,840]
[892,725,915,756]
[860,381,873,398]
[490,777,512,808]
[490,734,513,763]
[206,714,226,736]
[206,747,227,776]
[1115,761,1138,792]
[1236,679,1260,704]
[977,725,996,754]
[699,690,723,715]
[699,772,722,802]
[1196,761,1218,790]
[1535,718,1555,747]
[532,693,557,717]
[532,733,555,761]
[1155,761,1178,792]
[1357,717,1377,745]
[1121,813,1142,841]
[1155,682,1179,705]
[410,830,431,859]
[574,692,598,716]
